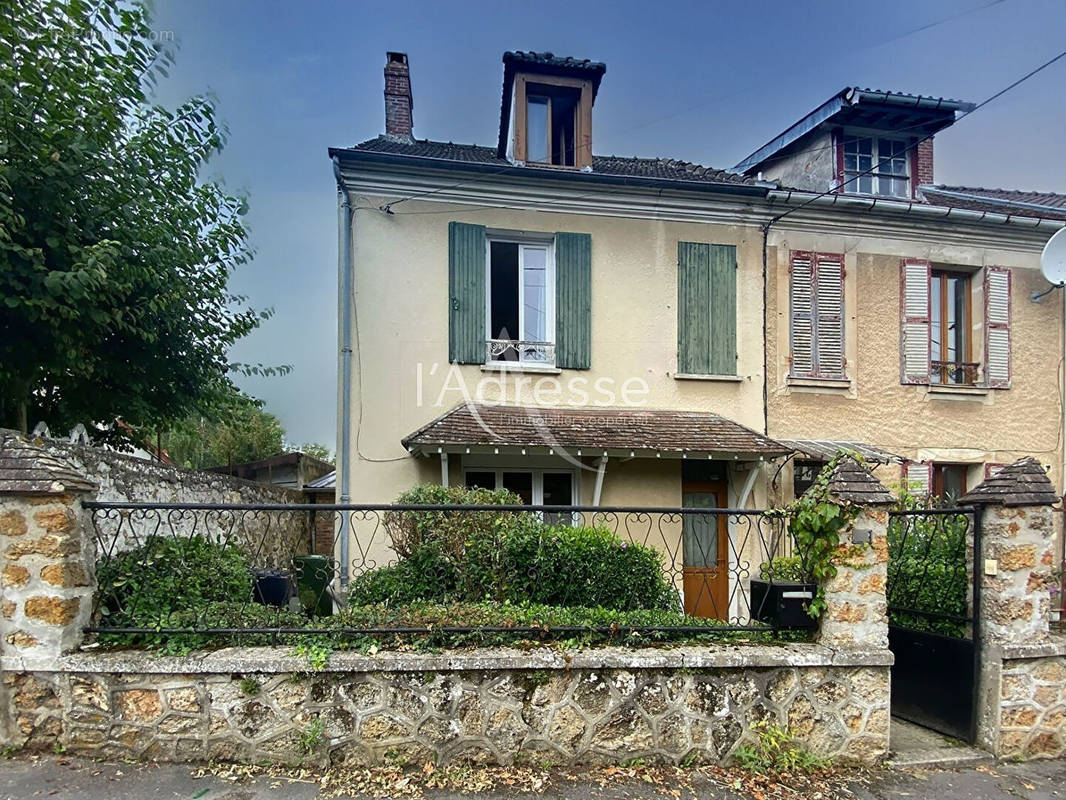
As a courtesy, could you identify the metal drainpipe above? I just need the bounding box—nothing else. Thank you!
[761,221,773,436]
[333,156,353,586]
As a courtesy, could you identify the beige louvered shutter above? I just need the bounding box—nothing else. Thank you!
[904,462,931,496]
[814,253,844,378]
[789,252,814,378]
[985,266,1012,388]
[900,259,931,384]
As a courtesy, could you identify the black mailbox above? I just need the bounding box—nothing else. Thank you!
[749,579,818,630]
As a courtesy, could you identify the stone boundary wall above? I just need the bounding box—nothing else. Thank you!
[980,639,1066,759]
[1,646,891,767]
[27,433,305,507]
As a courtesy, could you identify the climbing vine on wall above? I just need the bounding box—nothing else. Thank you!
[787,452,864,619]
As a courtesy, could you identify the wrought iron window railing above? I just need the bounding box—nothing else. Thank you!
[486,339,555,365]
[83,502,813,641]
[930,360,981,387]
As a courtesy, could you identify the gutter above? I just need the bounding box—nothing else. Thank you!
[332,156,353,587]
[766,189,1066,231]
[329,147,770,199]
[920,186,1066,219]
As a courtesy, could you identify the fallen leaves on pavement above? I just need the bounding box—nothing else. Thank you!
[192,759,872,799]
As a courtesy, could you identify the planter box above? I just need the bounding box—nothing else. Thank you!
[749,579,818,630]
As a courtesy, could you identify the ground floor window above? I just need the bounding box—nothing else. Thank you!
[463,468,574,511]
[932,463,968,501]
[793,459,826,499]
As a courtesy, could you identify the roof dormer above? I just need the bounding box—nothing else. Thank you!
[497,51,606,170]
[734,87,975,198]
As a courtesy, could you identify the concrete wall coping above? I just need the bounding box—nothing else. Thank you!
[1,644,893,675]
[996,635,1066,661]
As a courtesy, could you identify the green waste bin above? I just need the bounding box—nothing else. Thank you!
[292,555,333,617]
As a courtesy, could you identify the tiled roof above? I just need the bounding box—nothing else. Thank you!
[776,439,903,465]
[402,404,791,457]
[920,185,1066,221]
[0,430,97,495]
[503,51,606,76]
[959,457,1058,507]
[344,136,755,186]
[822,456,895,505]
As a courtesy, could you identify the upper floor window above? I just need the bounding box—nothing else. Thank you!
[930,270,974,386]
[526,86,580,167]
[447,223,591,370]
[842,134,909,197]
[512,73,592,170]
[487,239,555,365]
[900,260,1012,389]
[789,251,845,380]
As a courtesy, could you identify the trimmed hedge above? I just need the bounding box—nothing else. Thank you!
[352,485,679,612]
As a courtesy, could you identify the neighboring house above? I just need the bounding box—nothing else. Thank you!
[732,87,1065,502]
[207,451,334,490]
[328,51,1064,612]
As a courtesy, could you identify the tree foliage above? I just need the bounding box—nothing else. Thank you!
[0,0,268,439]
[160,384,284,470]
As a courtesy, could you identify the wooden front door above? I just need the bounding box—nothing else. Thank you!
[682,481,729,620]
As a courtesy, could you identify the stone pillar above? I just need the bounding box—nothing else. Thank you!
[958,457,1061,756]
[959,457,1058,648]
[0,432,98,665]
[815,457,895,651]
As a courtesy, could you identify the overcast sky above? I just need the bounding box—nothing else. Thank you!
[151,0,1066,450]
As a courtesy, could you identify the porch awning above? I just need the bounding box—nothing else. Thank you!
[402,403,791,460]
[775,438,903,465]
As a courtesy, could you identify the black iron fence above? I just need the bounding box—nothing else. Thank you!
[84,502,816,642]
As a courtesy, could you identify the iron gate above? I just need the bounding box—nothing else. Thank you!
[886,508,981,742]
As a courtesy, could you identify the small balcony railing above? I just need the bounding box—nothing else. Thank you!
[931,360,981,387]
[486,339,556,366]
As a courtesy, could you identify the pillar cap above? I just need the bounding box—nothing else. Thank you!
[0,430,97,495]
[958,456,1057,507]
[824,455,895,505]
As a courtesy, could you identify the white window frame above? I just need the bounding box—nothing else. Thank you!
[841,131,910,198]
[484,234,556,366]
[462,466,576,506]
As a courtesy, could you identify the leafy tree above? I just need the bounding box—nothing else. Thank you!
[295,442,334,464]
[0,0,273,439]
[161,384,284,470]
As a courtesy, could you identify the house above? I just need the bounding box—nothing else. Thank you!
[327,51,1064,611]
[732,87,1064,501]
[206,451,334,490]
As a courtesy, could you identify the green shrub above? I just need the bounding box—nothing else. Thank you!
[96,535,253,632]
[348,543,459,605]
[759,556,809,582]
[383,484,525,561]
[477,522,679,611]
[886,511,969,636]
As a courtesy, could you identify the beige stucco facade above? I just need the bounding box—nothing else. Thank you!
[341,189,772,508]
[765,226,1063,503]
[332,157,1064,594]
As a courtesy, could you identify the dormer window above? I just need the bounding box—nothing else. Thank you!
[526,85,580,166]
[842,134,909,197]
[498,53,604,171]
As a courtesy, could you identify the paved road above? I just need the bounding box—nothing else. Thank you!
[4,755,1066,799]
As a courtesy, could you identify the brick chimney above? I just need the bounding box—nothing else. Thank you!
[916,138,934,186]
[384,52,413,142]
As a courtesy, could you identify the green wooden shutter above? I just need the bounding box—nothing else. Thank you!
[448,222,486,364]
[678,242,736,375]
[554,232,592,369]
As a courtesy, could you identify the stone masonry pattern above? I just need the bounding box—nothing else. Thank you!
[3,661,890,767]
[1,494,94,658]
[998,655,1066,758]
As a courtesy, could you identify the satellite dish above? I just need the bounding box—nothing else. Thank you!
[1041,227,1066,286]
